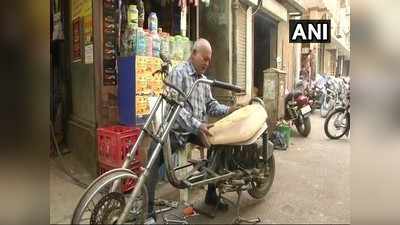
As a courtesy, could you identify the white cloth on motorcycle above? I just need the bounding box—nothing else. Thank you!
[207,104,268,146]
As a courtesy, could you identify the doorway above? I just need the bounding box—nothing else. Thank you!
[253,13,277,97]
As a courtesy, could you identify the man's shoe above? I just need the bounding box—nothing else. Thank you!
[204,193,229,211]
[204,191,218,205]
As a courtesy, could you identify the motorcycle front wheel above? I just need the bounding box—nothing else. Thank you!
[324,108,350,139]
[71,169,148,225]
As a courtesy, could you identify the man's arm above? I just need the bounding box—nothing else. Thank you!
[205,85,230,117]
[167,68,202,132]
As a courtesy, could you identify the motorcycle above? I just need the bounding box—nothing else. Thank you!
[304,82,323,114]
[320,77,339,118]
[320,77,349,118]
[311,74,329,111]
[324,90,350,139]
[284,83,312,137]
[71,55,275,224]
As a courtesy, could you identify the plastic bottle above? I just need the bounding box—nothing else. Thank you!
[145,31,153,57]
[169,36,176,60]
[182,37,191,60]
[136,27,146,56]
[152,31,161,58]
[148,12,158,33]
[137,0,145,28]
[159,29,170,59]
[127,5,138,29]
[131,27,137,54]
[175,35,183,61]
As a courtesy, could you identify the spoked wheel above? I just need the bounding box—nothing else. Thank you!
[71,169,148,225]
[248,154,275,199]
[90,192,126,225]
[324,108,350,139]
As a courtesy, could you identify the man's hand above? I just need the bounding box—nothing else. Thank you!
[199,123,214,136]
[228,105,241,114]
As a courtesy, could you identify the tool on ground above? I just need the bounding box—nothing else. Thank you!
[155,199,179,214]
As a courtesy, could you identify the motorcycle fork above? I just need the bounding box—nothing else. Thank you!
[116,95,183,224]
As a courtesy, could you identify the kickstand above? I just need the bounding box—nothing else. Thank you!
[231,190,261,224]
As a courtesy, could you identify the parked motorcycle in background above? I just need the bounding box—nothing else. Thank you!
[284,81,312,137]
[320,76,346,118]
[320,77,334,118]
[324,88,350,139]
[304,78,325,113]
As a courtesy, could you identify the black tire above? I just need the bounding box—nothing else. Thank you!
[324,108,350,139]
[248,154,275,199]
[310,105,316,114]
[296,116,311,137]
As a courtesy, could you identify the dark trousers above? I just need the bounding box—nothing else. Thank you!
[145,133,217,219]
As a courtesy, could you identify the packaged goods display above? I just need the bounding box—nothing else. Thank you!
[117,8,194,125]
[135,56,181,123]
[120,11,193,59]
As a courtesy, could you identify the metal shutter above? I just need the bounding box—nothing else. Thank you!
[232,1,247,89]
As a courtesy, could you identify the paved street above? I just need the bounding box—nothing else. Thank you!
[50,112,350,224]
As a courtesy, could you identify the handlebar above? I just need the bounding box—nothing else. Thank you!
[212,80,244,93]
[160,53,171,64]
[165,78,243,107]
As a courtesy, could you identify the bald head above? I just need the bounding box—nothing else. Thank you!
[192,38,212,54]
[190,38,212,75]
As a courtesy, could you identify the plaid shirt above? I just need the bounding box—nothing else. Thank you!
[167,61,229,134]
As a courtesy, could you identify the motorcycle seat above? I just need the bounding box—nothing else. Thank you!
[285,91,303,102]
[208,103,268,146]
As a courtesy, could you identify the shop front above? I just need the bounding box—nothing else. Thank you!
[59,0,200,176]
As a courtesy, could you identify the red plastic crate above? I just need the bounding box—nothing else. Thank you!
[97,125,141,168]
[98,162,143,193]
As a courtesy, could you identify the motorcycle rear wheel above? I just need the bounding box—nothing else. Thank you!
[248,155,275,199]
[295,116,311,137]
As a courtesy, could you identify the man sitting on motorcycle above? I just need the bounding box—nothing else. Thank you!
[146,38,239,221]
